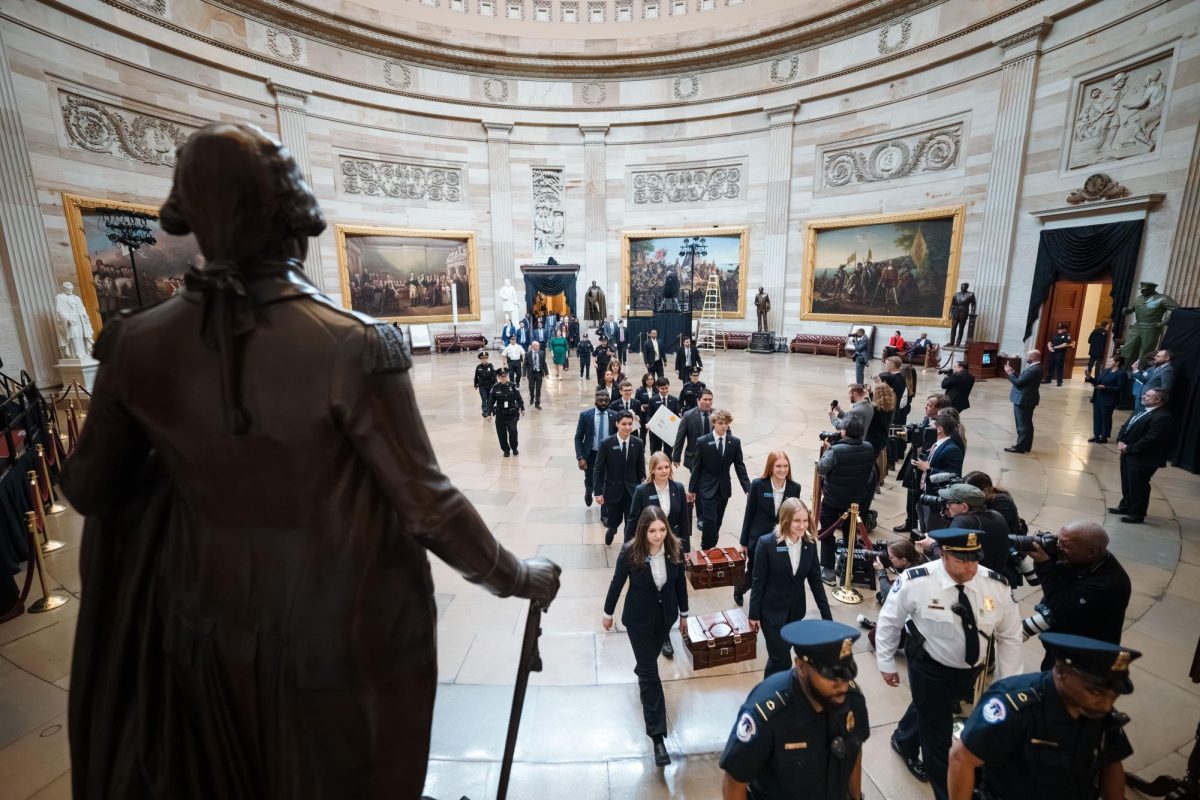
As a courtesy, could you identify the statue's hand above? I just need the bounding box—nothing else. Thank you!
[514,556,562,608]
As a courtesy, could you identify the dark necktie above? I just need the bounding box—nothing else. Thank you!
[622,440,628,462]
[702,413,710,435]
[954,584,980,666]
[718,438,725,458]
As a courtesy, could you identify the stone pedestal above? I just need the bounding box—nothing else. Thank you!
[57,358,99,392]
[750,331,775,353]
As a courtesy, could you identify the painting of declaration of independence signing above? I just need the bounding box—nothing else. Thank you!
[802,206,963,324]
[623,227,748,318]
[336,226,480,324]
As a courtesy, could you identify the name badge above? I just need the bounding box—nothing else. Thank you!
[763,492,773,498]
[503,402,511,409]
[613,444,622,450]
[776,546,789,553]
[649,495,658,500]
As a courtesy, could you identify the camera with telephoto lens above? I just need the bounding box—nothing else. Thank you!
[818,430,843,443]
[905,422,938,449]
[1009,531,1059,558]
[834,541,890,589]
[1021,601,1055,639]
[916,472,962,510]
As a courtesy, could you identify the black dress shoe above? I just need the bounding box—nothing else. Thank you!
[661,640,674,659]
[1088,437,1100,443]
[733,588,744,606]
[1121,515,1145,524]
[892,522,912,533]
[1107,506,1128,514]
[891,736,928,783]
[503,451,511,458]
[605,529,615,546]
[513,449,519,456]
[1096,438,1108,444]
[1003,447,1025,453]
[653,739,671,767]
[585,492,593,507]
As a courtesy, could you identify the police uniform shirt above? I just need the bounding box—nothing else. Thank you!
[720,669,870,800]
[489,383,522,415]
[960,671,1132,800]
[874,559,1023,677]
[1051,332,1072,353]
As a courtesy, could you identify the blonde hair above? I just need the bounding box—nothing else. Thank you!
[885,356,903,371]
[760,450,792,481]
[775,497,816,544]
[872,376,897,412]
[712,409,733,425]
[646,452,674,484]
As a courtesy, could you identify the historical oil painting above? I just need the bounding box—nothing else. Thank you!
[1067,51,1172,170]
[63,193,204,333]
[336,225,479,324]
[621,227,748,319]
[801,206,963,325]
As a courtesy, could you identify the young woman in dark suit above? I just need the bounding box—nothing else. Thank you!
[1090,355,1128,443]
[601,506,688,767]
[748,498,832,678]
[735,450,802,606]
[627,453,691,551]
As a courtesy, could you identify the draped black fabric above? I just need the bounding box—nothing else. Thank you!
[1024,220,1145,340]
[1161,308,1200,474]
[628,313,690,356]
[522,272,577,315]
[0,450,35,574]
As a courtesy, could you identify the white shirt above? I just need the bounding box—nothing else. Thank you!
[785,535,804,575]
[653,482,672,517]
[771,480,786,518]
[874,559,1022,677]
[649,549,667,590]
[652,339,660,360]
[502,343,524,361]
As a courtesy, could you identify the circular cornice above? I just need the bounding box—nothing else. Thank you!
[213,0,939,77]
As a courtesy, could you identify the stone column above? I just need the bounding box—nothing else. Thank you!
[485,122,516,323]
[763,103,798,333]
[0,29,60,379]
[972,20,1052,344]
[268,81,328,295]
[1164,127,1200,307]
[581,125,609,317]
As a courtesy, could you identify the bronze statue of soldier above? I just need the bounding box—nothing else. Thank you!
[1120,281,1177,366]
[62,122,560,800]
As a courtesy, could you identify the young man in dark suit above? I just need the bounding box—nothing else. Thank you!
[645,377,680,456]
[594,411,647,545]
[674,336,703,382]
[610,380,640,419]
[574,389,613,507]
[671,389,713,469]
[642,328,665,379]
[523,340,550,409]
[1003,349,1042,453]
[616,320,629,363]
[687,409,751,549]
[1112,387,1175,523]
[940,360,975,413]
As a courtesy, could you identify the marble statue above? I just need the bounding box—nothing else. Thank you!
[754,287,771,332]
[54,281,95,360]
[1121,281,1177,366]
[584,280,607,323]
[949,282,976,346]
[499,278,521,322]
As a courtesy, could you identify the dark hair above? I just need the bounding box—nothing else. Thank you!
[888,539,926,566]
[497,368,509,376]
[927,394,951,409]
[690,370,701,378]
[963,470,1010,502]
[614,410,635,424]
[654,377,671,389]
[1111,355,1125,368]
[619,380,633,390]
[956,360,968,370]
[642,372,655,388]
[594,389,610,401]
[844,417,866,439]
[626,506,682,568]
[935,409,959,436]
[700,389,713,399]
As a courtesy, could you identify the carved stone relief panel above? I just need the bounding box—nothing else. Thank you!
[266,28,303,62]
[58,90,197,167]
[878,18,911,54]
[532,168,565,259]
[769,55,799,83]
[383,61,412,89]
[819,119,963,190]
[673,74,700,100]
[628,160,744,204]
[121,0,167,14]
[1065,49,1173,171]
[482,78,510,102]
[339,155,465,204]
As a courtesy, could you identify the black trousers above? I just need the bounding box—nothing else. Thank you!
[528,374,543,405]
[761,622,792,678]
[507,359,522,387]
[583,451,598,498]
[646,360,664,379]
[1046,351,1067,384]
[476,386,490,413]
[1093,402,1117,439]
[1086,356,1102,377]
[1012,405,1035,451]
[580,358,590,379]
[894,655,978,800]
[697,494,729,549]
[628,615,669,738]
[618,343,628,363]
[649,433,670,456]
[603,489,633,535]
[1119,456,1158,518]
[818,504,851,570]
[494,414,519,453]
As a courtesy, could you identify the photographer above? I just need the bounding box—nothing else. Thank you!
[913,412,964,533]
[1025,520,1131,668]
[962,471,1021,535]
[816,416,876,584]
[828,383,874,433]
[940,360,975,413]
[914,484,1010,574]
[893,394,952,534]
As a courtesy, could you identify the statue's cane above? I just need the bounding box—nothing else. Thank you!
[496,597,550,800]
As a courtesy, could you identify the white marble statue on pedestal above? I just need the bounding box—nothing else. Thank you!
[55,282,95,360]
[499,278,522,323]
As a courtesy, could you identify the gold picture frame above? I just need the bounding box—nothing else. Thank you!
[621,226,749,319]
[335,225,480,324]
[62,192,204,334]
[801,206,965,325]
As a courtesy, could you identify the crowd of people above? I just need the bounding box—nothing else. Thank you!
[347,262,471,317]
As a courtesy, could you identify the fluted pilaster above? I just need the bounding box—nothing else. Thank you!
[973,20,1052,343]
[1164,127,1200,307]
[268,82,328,294]
[582,125,609,309]
[763,103,798,333]
[485,123,516,318]
[0,29,60,379]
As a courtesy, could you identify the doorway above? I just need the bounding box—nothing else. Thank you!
[1035,276,1112,379]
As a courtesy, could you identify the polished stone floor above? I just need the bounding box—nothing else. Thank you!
[1,349,1197,799]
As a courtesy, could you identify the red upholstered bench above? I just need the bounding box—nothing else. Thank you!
[721,331,753,350]
[788,334,845,356]
[434,333,489,353]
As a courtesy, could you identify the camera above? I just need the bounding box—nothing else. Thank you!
[905,423,938,449]
[1021,601,1055,639]
[818,431,843,443]
[834,542,890,589]
[1009,531,1059,558]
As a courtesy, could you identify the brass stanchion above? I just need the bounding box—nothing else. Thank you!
[65,400,80,454]
[832,502,864,605]
[26,472,65,553]
[35,445,66,515]
[811,462,822,523]
[24,512,68,613]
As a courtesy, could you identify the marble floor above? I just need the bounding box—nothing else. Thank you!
[1,349,1197,800]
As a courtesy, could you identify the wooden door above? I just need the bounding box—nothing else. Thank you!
[1036,281,1087,371]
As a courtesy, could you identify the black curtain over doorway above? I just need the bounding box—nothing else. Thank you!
[1024,220,1144,340]
[1161,308,1200,474]
[521,265,579,316]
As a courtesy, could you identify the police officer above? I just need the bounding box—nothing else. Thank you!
[472,351,496,417]
[485,368,525,457]
[875,529,1023,800]
[720,619,869,800]
[948,633,1140,800]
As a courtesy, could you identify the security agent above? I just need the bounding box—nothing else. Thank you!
[1024,521,1131,669]
[574,389,613,507]
[675,335,704,382]
[720,619,870,800]
[948,633,1140,800]
[472,351,496,417]
[816,416,876,585]
[876,529,1022,800]
[485,368,525,457]
[594,410,647,545]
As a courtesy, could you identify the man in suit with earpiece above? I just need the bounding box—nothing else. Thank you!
[1111,387,1175,524]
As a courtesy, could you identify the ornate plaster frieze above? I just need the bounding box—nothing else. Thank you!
[266,27,303,62]
[482,78,510,102]
[122,0,167,14]
[339,155,464,203]
[673,74,700,100]
[383,61,412,89]
[532,168,565,258]
[1066,173,1128,205]
[769,55,799,83]
[820,120,963,189]
[629,161,743,204]
[877,17,911,54]
[59,90,197,167]
[580,82,607,105]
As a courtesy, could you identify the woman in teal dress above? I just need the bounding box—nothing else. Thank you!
[550,332,569,378]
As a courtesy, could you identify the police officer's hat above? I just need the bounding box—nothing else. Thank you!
[1041,632,1142,694]
[478,351,489,360]
[496,367,510,376]
[938,484,985,509]
[929,529,984,561]
[781,620,860,681]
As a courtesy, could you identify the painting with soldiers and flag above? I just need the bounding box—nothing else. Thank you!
[801,206,964,325]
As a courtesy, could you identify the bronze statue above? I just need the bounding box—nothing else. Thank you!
[1120,281,1177,366]
[754,287,771,332]
[61,122,560,800]
[949,282,976,346]
[584,280,607,323]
